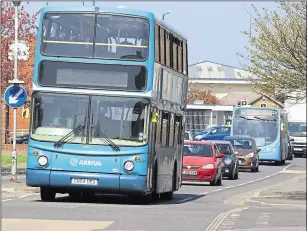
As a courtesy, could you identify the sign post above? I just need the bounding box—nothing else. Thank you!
[4,0,25,183]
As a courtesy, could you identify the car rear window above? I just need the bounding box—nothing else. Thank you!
[216,143,231,155]
[227,139,252,149]
[184,144,213,157]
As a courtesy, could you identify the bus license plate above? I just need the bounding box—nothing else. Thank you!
[182,171,197,175]
[294,148,303,151]
[71,178,98,185]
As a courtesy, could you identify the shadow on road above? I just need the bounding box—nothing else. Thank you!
[33,192,205,205]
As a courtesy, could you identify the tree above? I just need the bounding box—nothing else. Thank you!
[238,2,306,102]
[1,1,40,94]
[187,90,221,105]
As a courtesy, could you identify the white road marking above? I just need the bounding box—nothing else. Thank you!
[18,193,36,199]
[2,199,13,202]
[178,164,293,203]
[255,212,271,228]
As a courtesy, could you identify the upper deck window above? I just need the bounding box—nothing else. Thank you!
[41,13,149,61]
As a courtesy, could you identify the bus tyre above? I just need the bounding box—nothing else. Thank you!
[40,187,56,202]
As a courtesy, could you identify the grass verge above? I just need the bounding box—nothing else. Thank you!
[2,151,27,167]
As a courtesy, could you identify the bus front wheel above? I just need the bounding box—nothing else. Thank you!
[40,187,56,202]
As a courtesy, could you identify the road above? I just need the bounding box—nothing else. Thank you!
[2,158,306,231]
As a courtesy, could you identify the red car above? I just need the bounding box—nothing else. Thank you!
[182,141,224,186]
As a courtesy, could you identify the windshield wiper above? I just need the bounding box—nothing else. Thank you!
[54,110,88,148]
[96,130,120,152]
[253,116,277,122]
[238,115,254,120]
[54,124,85,148]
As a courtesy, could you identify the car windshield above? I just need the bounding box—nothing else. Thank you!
[232,109,278,147]
[183,144,213,157]
[226,139,253,150]
[31,92,150,147]
[216,143,231,155]
[288,122,307,135]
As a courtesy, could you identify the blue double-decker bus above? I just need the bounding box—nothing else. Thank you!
[26,5,189,203]
[231,106,289,165]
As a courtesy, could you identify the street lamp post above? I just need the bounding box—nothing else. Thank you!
[10,0,24,183]
[162,11,171,20]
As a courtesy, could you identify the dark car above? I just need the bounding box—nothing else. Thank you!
[212,140,239,180]
[15,134,29,144]
[224,135,260,172]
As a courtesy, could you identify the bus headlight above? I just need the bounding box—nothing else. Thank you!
[38,156,48,166]
[124,161,134,171]
[246,152,254,158]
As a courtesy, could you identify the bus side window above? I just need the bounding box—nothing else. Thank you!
[169,113,175,147]
[174,115,181,146]
[160,27,165,65]
[178,40,183,73]
[165,31,171,67]
[161,112,169,147]
[156,110,162,144]
[183,41,188,75]
[173,36,178,71]
[155,24,160,62]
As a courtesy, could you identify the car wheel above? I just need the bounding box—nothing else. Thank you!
[216,172,222,186]
[234,166,239,179]
[228,166,235,180]
[21,140,28,144]
[40,187,56,202]
[210,174,218,186]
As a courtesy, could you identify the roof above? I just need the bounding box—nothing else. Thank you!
[188,61,259,80]
[250,95,284,108]
[224,135,254,140]
[220,92,260,105]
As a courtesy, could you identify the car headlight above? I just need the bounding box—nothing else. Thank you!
[246,152,254,158]
[124,161,134,171]
[202,164,215,169]
[224,158,232,165]
[38,155,48,166]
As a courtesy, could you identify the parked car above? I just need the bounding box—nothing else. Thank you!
[182,140,224,186]
[194,126,231,141]
[184,131,195,141]
[11,134,29,144]
[212,140,239,180]
[224,135,260,172]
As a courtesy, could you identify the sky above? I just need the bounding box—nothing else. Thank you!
[23,1,278,68]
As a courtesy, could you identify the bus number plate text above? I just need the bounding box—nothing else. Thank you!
[71,178,98,185]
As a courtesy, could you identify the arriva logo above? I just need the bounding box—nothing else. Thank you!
[70,159,102,167]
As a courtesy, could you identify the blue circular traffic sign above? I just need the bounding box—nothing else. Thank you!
[4,85,28,108]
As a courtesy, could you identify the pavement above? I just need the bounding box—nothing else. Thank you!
[1,158,306,231]
[1,163,26,176]
[247,174,306,207]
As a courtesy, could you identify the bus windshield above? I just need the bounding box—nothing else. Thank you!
[31,92,150,146]
[288,122,307,136]
[41,13,149,60]
[232,110,279,147]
